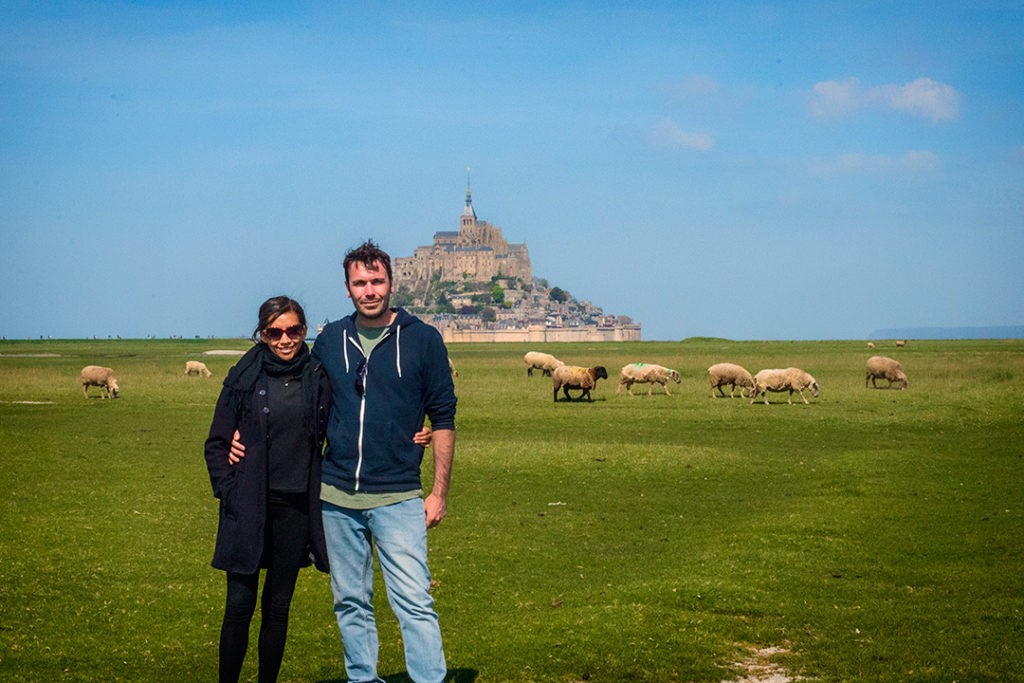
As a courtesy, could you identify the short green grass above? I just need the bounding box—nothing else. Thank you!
[1,338,1022,682]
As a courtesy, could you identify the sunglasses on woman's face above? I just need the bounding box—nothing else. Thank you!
[264,325,306,341]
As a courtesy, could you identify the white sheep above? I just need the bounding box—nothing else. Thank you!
[616,363,681,396]
[81,365,119,399]
[895,339,907,348]
[867,342,876,349]
[865,355,908,390]
[552,365,608,402]
[707,362,755,399]
[185,360,212,377]
[524,351,565,377]
[750,367,819,405]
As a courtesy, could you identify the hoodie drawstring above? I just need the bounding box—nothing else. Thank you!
[342,330,350,372]
[395,324,402,378]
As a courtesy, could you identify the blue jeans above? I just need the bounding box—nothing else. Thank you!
[322,498,446,683]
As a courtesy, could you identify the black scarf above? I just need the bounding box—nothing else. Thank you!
[261,342,317,434]
[262,341,310,378]
[228,343,312,425]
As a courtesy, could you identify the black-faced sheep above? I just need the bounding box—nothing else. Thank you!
[865,355,908,390]
[185,360,212,377]
[707,362,755,398]
[750,367,819,405]
[524,351,565,377]
[552,365,608,402]
[81,365,119,399]
[616,363,681,396]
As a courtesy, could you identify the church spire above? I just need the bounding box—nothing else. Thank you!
[461,168,476,227]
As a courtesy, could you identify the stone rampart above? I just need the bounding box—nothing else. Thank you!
[430,323,641,343]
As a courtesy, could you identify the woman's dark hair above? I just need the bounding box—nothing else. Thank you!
[343,239,392,284]
[252,296,307,342]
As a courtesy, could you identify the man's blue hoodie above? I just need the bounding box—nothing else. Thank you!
[312,308,456,494]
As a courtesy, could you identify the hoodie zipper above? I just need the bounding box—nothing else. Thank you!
[348,327,393,492]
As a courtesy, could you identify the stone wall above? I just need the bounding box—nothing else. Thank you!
[428,322,642,343]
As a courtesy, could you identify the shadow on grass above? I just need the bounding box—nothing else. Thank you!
[317,667,478,683]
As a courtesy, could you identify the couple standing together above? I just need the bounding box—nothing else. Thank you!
[203,241,457,683]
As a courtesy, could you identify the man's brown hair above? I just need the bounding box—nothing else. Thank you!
[343,240,392,284]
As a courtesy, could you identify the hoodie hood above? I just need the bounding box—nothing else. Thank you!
[335,307,425,378]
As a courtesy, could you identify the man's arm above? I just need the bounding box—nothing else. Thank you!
[423,428,454,528]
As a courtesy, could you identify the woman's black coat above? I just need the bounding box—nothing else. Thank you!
[203,345,331,574]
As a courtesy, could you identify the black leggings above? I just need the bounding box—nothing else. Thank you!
[219,491,309,683]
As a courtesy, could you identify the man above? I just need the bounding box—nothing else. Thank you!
[313,240,456,683]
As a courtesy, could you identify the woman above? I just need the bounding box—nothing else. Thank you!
[203,296,429,682]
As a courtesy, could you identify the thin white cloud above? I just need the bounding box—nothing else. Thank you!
[809,78,860,119]
[810,77,960,122]
[810,150,940,174]
[649,117,715,151]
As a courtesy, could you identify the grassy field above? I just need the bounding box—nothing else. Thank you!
[1,337,1022,682]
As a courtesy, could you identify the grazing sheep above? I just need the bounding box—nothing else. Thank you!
[552,365,608,402]
[524,351,565,377]
[81,365,119,399]
[865,355,908,390]
[616,363,681,396]
[185,360,212,377]
[867,342,876,349]
[895,339,907,347]
[707,362,755,399]
[448,358,458,377]
[750,367,819,405]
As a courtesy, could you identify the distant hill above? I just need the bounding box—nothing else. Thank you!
[868,326,1024,340]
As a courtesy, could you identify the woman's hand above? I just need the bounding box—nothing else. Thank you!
[413,425,433,447]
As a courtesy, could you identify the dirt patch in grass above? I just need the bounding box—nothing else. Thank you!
[721,645,803,683]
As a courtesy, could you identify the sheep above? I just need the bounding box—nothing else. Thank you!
[867,342,876,349]
[707,362,755,399]
[524,351,565,377]
[750,367,819,405]
[81,365,119,399]
[616,363,681,396]
[895,339,907,348]
[865,355,908,390]
[185,360,212,377]
[448,358,458,377]
[552,365,608,402]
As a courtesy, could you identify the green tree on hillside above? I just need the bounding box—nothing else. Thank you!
[392,287,414,308]
[491,283,505,305]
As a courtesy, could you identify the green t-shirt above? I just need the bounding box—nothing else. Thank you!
[357,323,388,357]
[320,485,422,510]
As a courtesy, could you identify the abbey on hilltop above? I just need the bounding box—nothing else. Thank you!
[393,177,641,343]
[394,179,532,286]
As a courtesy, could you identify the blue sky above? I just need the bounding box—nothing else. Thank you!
[2,1,1022,341]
